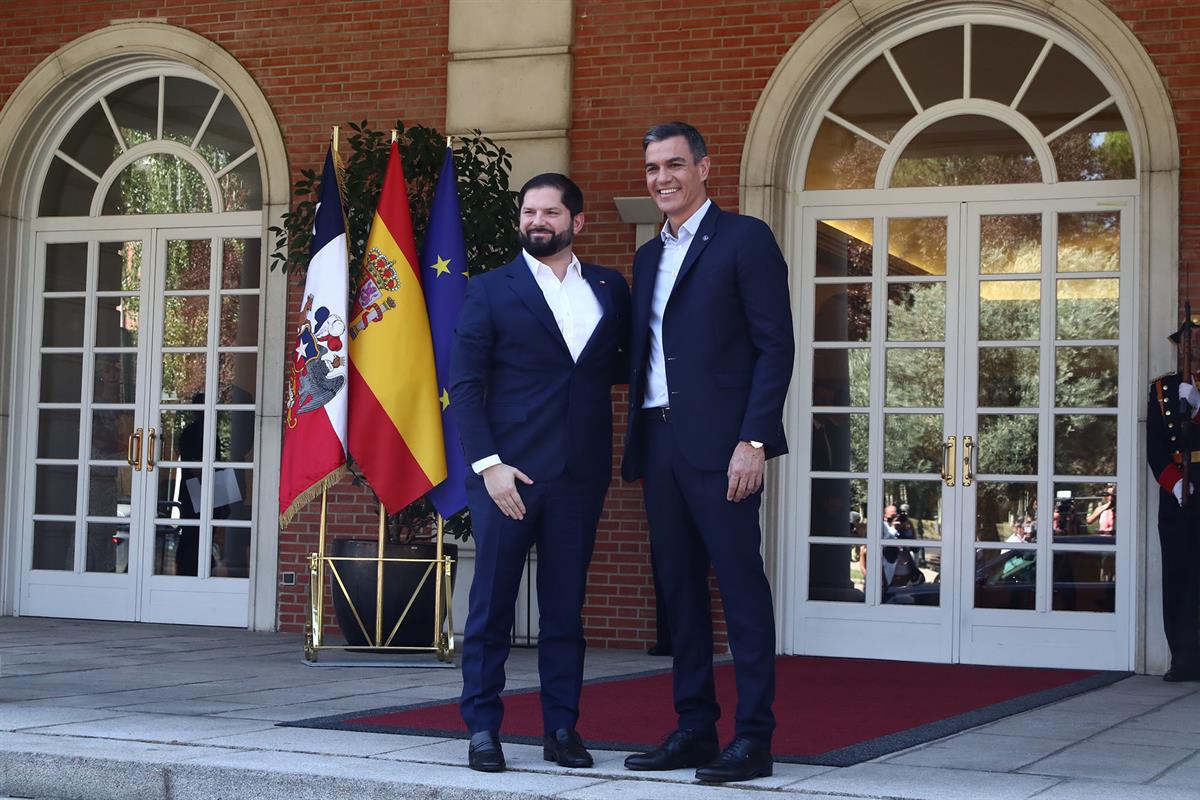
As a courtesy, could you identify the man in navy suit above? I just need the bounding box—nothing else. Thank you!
[621,123,794,783]
[451,173,630,773]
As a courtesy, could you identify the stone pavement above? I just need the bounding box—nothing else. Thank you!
[2,617,1199,799]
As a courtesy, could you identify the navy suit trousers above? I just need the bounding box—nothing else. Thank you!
[642,414,776,745]
[460,473,608,735]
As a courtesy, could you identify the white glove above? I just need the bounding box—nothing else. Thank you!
[1173,479,1185,506]
[1180,381,1200,416]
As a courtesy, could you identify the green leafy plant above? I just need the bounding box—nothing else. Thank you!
[270,120,521,541]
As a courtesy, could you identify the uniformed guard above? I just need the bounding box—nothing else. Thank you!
[1147,307,1200,681]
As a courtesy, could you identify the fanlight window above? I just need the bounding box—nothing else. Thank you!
[805,24,1135,189]
[39,74,261,216]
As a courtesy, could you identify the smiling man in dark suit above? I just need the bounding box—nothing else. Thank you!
[451,173,630,773]
[622,122,794,783]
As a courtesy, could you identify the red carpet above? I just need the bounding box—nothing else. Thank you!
[285,656,1127,766]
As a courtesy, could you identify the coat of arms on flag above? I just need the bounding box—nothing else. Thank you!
[287,294,347,425]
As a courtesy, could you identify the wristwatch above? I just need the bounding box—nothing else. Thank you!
[749,440,763,449]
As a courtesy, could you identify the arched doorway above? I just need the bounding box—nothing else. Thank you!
[745,3,1178,670]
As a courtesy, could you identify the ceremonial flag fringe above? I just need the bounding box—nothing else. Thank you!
[348,141,447,512]
[422,147,470,518]
[279,148,350,527]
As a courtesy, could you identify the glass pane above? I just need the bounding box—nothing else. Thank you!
[888,217,946,276]
[156,465,199,520]
[1058,212,1119,272]
[813,349,870,407]
[87,466,132,517]
[159,409,204,465]
[216,410,255,462]
[90,410,135,460]
[105,78,158,147]
[97,240,142,292]
[1054,414,1117,476]
[45,242,88,292]
[885,348,943,407]
[1052,551,1115,613]
[196,95,254,171]
[882,480,942,540]
[829,55,913,141]
[810,478,868,537]
[1057,278,1119,340]
[1052,129,1134,182]
[975,481,1038,543]
[887,283,945,342]
[39,156,97,217]
[35,465,77,514]
[815,284,871,341]
[883,413,942,473]
[212,526,252,578]
[165,239,212,291]
[43,297,85,346]
[220,153,263,211]
[37,410,80,459]
[161,353,207,404]
[975,547,1036,610]
[981,214,1040,274]
[816,220,872,277]
[162,296,210,347]
[41,353,83,402]
[222,238,262,289]
[979,280,1040,341]
[812,415,868,472]
[882,545,939,605]
[218,353,257,404]
[979,347,1039,407]
[58,104,122,178]
[891,26,963,108]
[102,155,214,215]
[805,118,883,190]
[1018,45,1111,137]
[94,295,139,347]
[212,467,252,520]
[1056,346,1118,407]
[85,522,129,574]
[157,524,199,577]
[219,295,261,347]
[808,543,864,603]
[891,116,1041,187]
[971,25,1047,105]
[93,353,139,404]
[978,413,1038,475]
[1054,482,1117,540]
[162,77,219,145]
[32,521,74,571]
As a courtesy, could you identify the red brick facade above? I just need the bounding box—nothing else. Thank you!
[3,0,1198,648]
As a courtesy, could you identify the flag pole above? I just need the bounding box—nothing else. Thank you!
[376,501,386,647]
[332,125,339,153]
[434,511,446,658]
[316,488,329,647]
[391,129,398,144]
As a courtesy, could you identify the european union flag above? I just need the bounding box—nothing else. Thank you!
[422,147,469,518]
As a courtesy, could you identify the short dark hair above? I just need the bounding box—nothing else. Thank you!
[642,122,708,162]
[518,173,583,217]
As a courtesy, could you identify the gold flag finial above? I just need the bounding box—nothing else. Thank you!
[447,135,452,148]
[332,125,339,153]
[390,129,398,144]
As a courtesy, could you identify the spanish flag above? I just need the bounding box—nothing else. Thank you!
[347,142,447,512]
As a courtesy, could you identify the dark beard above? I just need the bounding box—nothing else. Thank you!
[519,227,573,259]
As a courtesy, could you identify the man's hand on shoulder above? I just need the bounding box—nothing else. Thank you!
[727,441,765,502]
[482,463,534,520]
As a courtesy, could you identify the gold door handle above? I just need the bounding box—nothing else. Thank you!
[146,428,156,472]
[941,435,956,487]
[962,435,974,487]
[131,427,143,472]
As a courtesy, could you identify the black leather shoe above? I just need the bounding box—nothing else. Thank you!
[695,737,773,783]
[543,728,594,768]
[623,728,719,771]
[468,730,505,772]
[1164,667,1200,682]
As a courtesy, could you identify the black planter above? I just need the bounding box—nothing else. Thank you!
[328,538,459,649]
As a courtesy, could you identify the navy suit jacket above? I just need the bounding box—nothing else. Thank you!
[450,255,631,483]
[622,203,794,481]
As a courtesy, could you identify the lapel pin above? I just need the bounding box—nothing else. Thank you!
[702,234,710,241]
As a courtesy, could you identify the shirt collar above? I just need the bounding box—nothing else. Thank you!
[523,249,582,279]
[660,198,712,244]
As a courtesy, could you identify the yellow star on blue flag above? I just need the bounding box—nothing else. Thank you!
[430,255,451,276]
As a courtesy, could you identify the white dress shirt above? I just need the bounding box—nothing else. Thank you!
[471,250,604,474]
[643,199,711,409]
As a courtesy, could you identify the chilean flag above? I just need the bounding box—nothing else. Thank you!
[279,148,350,527]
